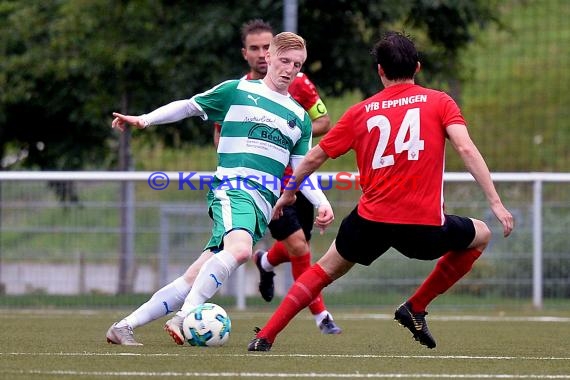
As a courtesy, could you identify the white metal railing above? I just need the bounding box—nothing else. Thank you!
[1,171,569,309]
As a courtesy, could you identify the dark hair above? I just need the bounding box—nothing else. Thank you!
[371,31,418,81]
[240,19,274,46]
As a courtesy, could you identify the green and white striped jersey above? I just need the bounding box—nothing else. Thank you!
[190,79,312,221]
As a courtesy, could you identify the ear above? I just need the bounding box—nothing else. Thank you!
[377,64,384,77]
[241,47,247,61]
[415,61,421,74]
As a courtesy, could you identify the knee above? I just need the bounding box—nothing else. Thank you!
[283,235,310,257]
[471,219,492,251]
[184,264,201,282]
[228,246,251,265]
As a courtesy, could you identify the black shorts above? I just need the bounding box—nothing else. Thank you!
[268,192,314,242]
[335,207,476,266]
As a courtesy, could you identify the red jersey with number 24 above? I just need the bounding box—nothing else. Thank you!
[319,83,466,226]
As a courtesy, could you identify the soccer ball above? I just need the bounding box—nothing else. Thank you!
[182,303,231,347]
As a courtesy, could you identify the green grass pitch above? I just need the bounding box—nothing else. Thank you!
[1,308,570,379]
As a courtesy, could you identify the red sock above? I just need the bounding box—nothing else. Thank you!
[408,248,482,312]
[257,264,332,343]
[266,241,290,266]
[290,253,326,315]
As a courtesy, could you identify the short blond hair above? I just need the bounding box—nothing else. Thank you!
[270,32,307,57]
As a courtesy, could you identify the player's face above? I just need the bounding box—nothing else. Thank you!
[241,32,272,79]
[265,48,305,94]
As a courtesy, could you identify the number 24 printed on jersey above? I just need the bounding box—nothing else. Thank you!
[367,108,425,169]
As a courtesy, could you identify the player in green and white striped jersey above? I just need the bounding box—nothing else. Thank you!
[195,77,313,224]
[106,32,335,346]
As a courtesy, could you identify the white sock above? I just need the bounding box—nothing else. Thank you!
[117,276,192,329]
[178,250,239,316]
[261,252,275,272]
[314,310,331,326]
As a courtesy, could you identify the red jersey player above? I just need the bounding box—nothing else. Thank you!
[213,19,341,334]
[248,31,514,351]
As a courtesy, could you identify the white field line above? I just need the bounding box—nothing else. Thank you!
[2,310,570,323]
[3,369,570,378]
[2,352,570,361]
[3,312,568,378]
[338,314,570,323]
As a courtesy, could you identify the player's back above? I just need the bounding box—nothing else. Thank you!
[321,83,465,226]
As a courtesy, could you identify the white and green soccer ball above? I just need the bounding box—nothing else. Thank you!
[182,303,231,347]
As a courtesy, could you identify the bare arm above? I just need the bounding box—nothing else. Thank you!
[274,145,333,230]
[273,145,330,218]
[447,124,514,237]
[213,123,221,148]
[288,145,330,193]
[311,114,332,137]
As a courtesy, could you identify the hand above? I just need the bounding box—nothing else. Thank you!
[111,112,145,132]
[492,203,514,237]
[272,191,296,220]
[314,202,334,234]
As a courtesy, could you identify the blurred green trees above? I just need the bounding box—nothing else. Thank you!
[0,0,499,171]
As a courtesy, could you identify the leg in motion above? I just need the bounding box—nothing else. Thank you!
[289,250,341,335]
[395,218,491,348]
[248,263,332,351]
[249,243,353,351]
[165,250,241,344]
[165,231,250,345]
[106,275,193,345]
